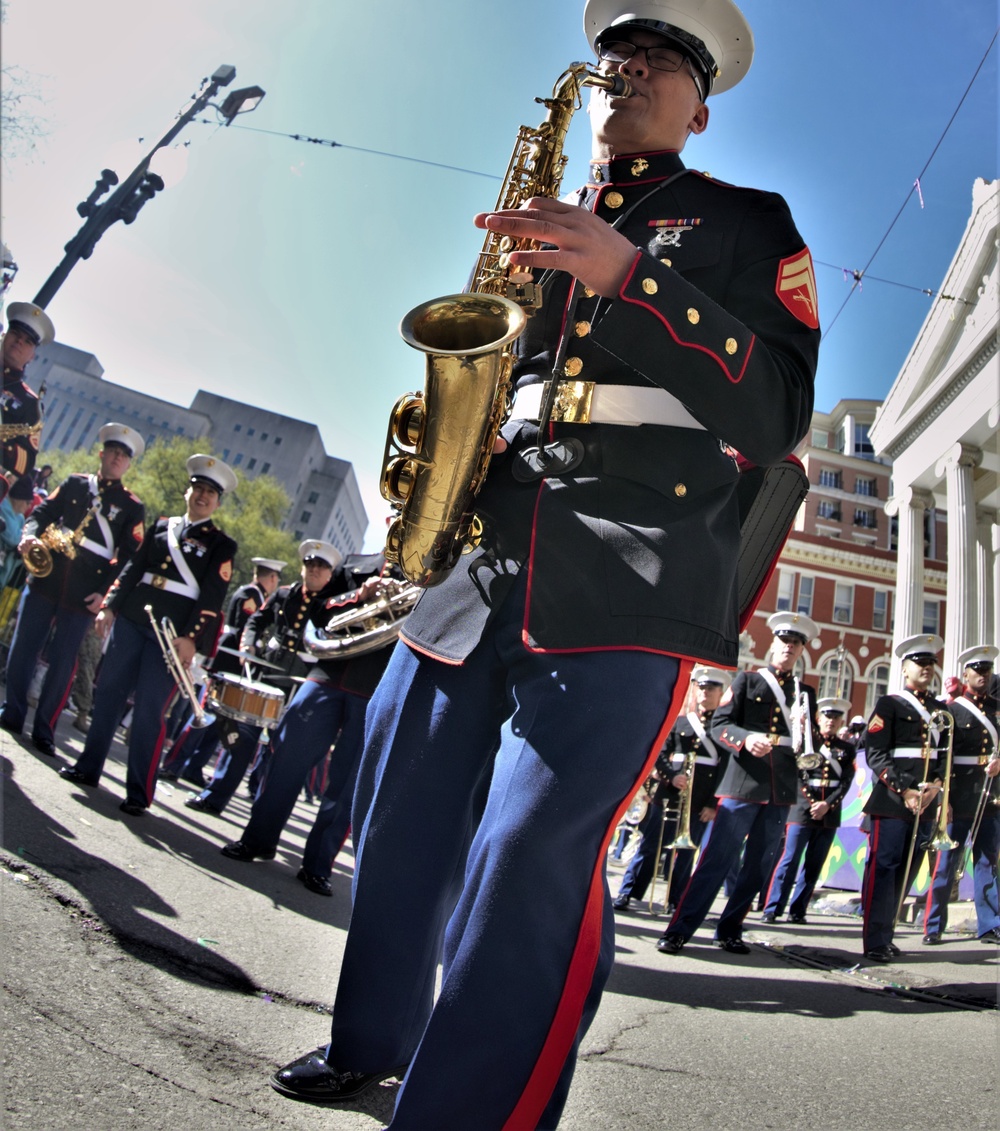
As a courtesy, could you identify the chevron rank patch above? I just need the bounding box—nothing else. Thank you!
[775,248,819,329]
[868,714,884,734]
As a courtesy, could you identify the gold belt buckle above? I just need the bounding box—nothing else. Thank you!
[546,380,595,424]
[151,575,166,589]
[769,734,783,746]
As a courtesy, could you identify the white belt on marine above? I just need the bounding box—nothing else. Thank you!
[140,571,199,599]
[509,381,706,429]
[892,747,929,760]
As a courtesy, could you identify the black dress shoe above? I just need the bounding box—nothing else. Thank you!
[158,770,180,782]
[119,800,146,817]
[864,945,894,963]
[759,912,777,924]
[296,868,333,897]
[788,914,807,925]
[59,766,99,787]
[31,735,56,756]
[612,894,632,911]
[185,795,222,814]
[220,840,276,862]
[656,933,686,955]
[270,1047,407,1105]
[922,934,942,946]
[978,927,1000,944]
[717,937,751,955]
[887,943,902,956]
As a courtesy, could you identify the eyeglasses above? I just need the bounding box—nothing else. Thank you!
[597,39,704,96]
[967,661,994,674]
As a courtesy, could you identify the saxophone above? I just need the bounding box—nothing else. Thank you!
[23,501,101,578]
[381,63,631,587]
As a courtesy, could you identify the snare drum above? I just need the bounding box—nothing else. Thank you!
[207,674,284,728]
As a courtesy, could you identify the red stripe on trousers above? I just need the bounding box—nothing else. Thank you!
[502,659,693,1130]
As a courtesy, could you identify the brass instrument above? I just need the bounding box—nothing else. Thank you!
[23,502,101,578]
[895,709,953,926]
[792,677,821,770]
[301,577,421,660]
[650,752,698,914]
[381,63,632,588]
[144,605,211,729]
[957,752,1000,883]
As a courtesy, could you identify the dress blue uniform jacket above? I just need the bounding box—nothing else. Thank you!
[401,150,819,668]
[1,364,41,479]
[711,667,818,804]
[655,708,724,814]
[863,690,947,819]
[24,473,145,611]
[947,693,998,818]
[788,734,855,827]
[103,515,236,652]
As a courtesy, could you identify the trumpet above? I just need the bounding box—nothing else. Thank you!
[144,605,211,729]
[792,677,821,770]
[23,502,101,578]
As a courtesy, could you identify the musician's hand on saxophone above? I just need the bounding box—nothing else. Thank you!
[17,533,43,558]
[475,196,638,298]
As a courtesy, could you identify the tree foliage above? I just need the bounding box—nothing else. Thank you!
[0,1,50,167]
[38,435,302,594]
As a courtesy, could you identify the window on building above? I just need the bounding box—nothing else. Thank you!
[853,507,877,529]
[819,468,842,489]
[796,576,814,617]
[308,491,319,505]
[247,427,255,437]
[922,599,939,635]
[833,583,854,624]
[247,457,257,470]
[294,530,303,540]
[866,663,890,714]
[261,462,270,474]
[261,432,268,441]
[233,452,244,466]
[854,422,875,459]
[872,590,888,631]
[834,427,846,453]
[811,429,829,448]
[234,423,242,432]
[816,500,841,521]
[222,448,230,460]
[818,655,853,702]
[275,436,282,445]
[776,570,794,612]
[855,476,877,497]
[300,510,312,523]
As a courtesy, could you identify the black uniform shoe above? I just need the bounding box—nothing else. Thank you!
[716,937,751,955]
[270,1047,407,1105]
[978,927,1000,944]
[656,933,686,955]
[864,945,894,962]
[922,934,942,946]
[0,713,22,736]
[759,912,777,924]
[887,943,902,956]
[185,796,222,814]
[220,840,276,862]
[788,914,807,924]
[31,735,56,756]
[158,770,180,782]
[612,894,632,911]
[296,868,333,897]
[59,766,99,787]
[119,800,146,817]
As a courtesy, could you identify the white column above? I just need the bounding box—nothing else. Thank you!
[885,486,934,687]
[936,443,982,677]
[976,508,998,647]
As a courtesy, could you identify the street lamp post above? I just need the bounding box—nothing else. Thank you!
[32,64,265,310]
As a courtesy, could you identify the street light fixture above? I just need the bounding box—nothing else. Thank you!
[32,65,266,309]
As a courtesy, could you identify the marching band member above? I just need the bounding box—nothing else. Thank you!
[658,612,819,955]
[271,1,818,1124]
[219,550,393,898]
[922,645,1000,946]
[186,542,341,815]
[613,666,729,912]
[860,633,946,961]
[59,455,237,816]
[1,302,53,489]
[760,696,855,923]
[0,424,145,755]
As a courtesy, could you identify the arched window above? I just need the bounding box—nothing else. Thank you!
[817,653,853,701]
[865,662,890,715]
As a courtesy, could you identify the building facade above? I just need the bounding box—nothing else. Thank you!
[26,341,368,555]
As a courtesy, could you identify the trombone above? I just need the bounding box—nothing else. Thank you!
[144,605,211,729]
[894,709,955,926]
[649,751,697,914]
[956,751,1000,884]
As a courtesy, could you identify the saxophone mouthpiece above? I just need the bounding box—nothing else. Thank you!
[587,71,633,98]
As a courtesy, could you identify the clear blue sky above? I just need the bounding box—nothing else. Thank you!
[2,0,996,550]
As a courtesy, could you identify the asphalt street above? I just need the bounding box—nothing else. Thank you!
[2,712,998,1131]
